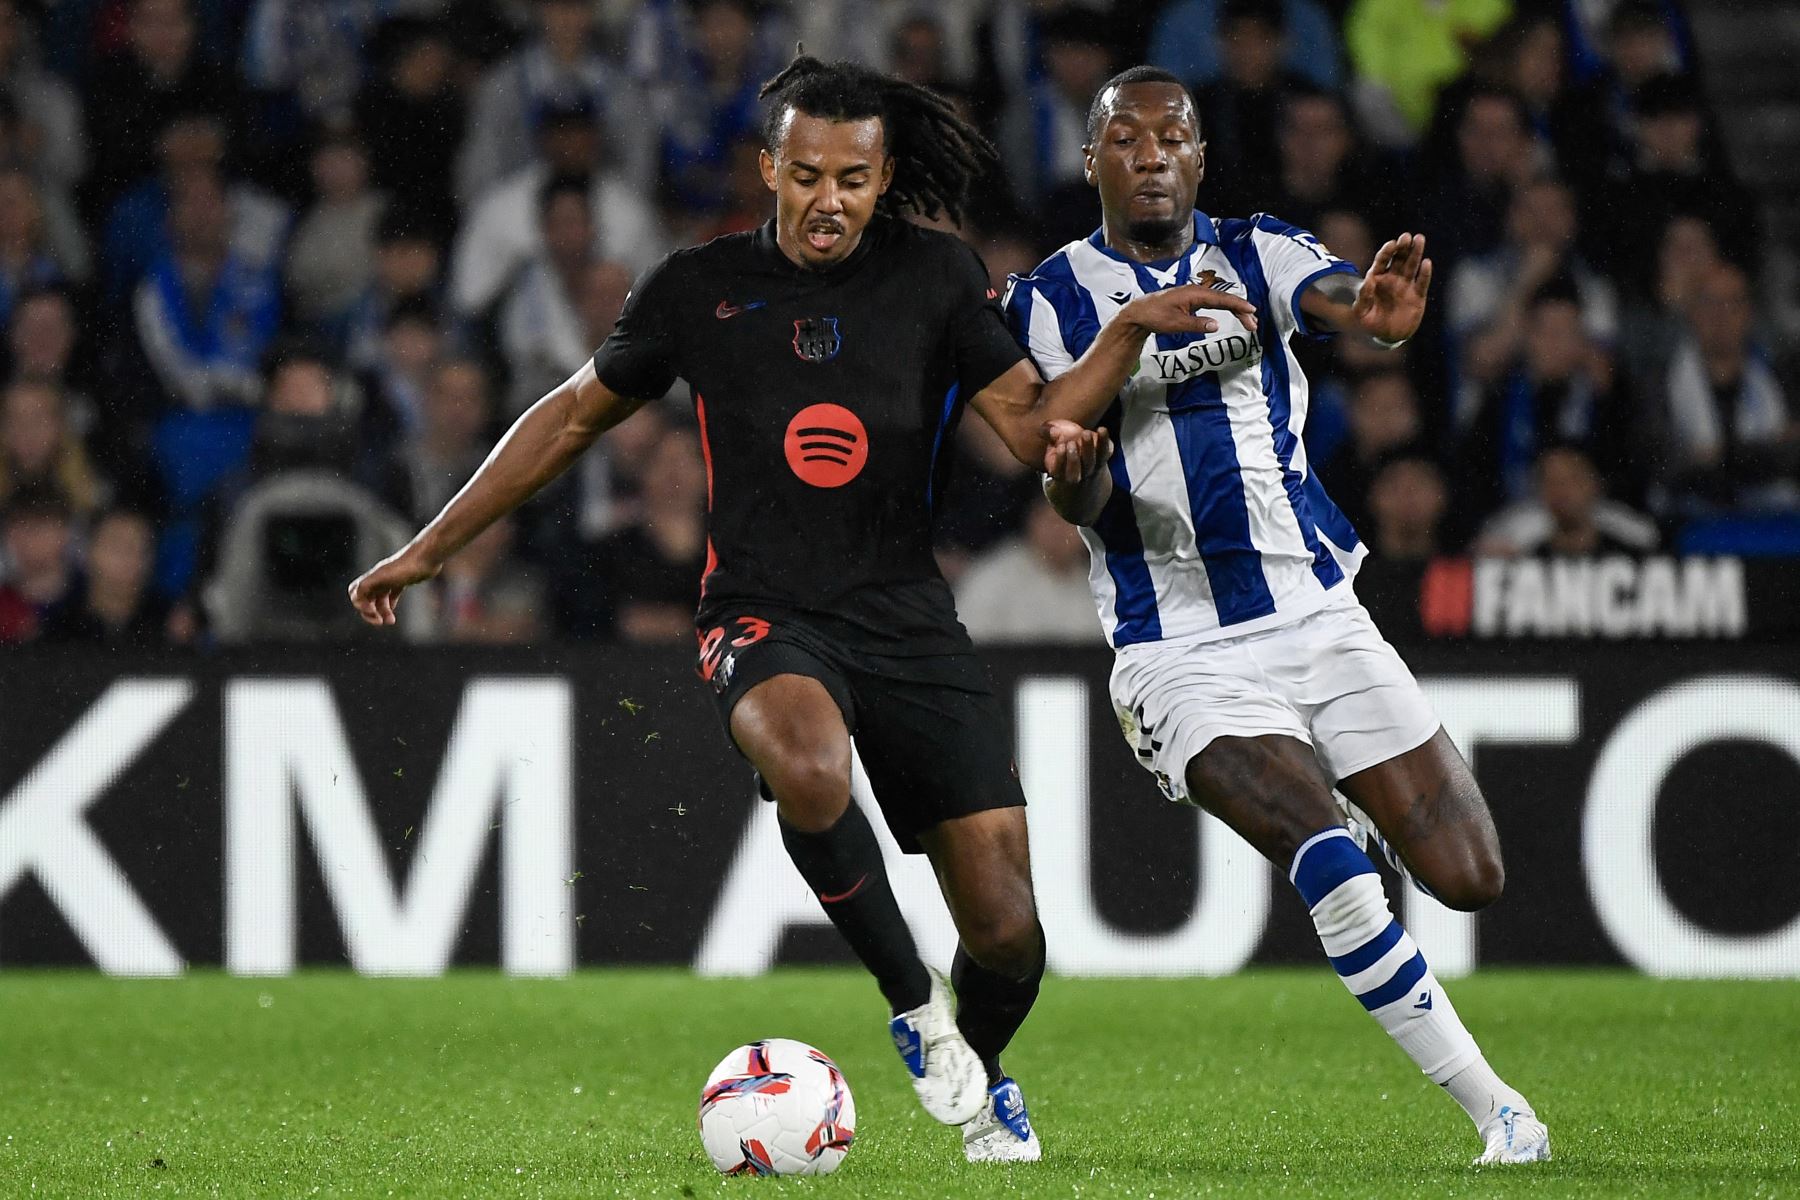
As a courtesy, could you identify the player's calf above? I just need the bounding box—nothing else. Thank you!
[922,810,1047,1086]
[779,805,929,1014]
[951,924,1045,1087]
[1431,846,1506,913]
[1291,827,1547,1162]
[1339,732,1505,912]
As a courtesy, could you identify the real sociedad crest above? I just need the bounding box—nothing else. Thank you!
[792,318,841,363]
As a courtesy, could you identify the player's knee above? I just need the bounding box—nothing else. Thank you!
[1436,848,1505,912]
[972,910,1044,985]
[961,909,1043,980]
[767,747,852,833]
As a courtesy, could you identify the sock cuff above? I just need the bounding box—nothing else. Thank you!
[778,802,884,893]
[1426,1039,1485,1087]
[779,799,878,849]
[1289,826,1378,909]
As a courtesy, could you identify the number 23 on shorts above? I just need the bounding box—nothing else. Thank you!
[698,616,772,681]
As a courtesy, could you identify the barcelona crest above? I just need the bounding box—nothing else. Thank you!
[792,317,842,363]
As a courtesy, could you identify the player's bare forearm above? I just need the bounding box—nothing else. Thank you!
[968,321,1154,466]
[415,362,637,563]
[1299,274,1363,336]
[1035,310,1165,428]
[972,285,1258,466]
[1303,232,1432,345]
[348,362,644,626]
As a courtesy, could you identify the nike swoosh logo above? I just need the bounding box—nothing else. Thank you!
[817,874,868,904]
[716,300,766,319]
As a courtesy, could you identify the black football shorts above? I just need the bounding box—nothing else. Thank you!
[696,610,1026,853]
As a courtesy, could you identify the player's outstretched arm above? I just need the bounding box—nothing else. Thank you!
[1301,231,1433,345]
[1041,418,1114,527]
[348,360,647,626]
[971,283,1258,466]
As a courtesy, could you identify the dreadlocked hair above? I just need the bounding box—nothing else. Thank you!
[758,54,997,226]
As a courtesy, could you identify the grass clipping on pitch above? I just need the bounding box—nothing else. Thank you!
[1,968,1796,1198]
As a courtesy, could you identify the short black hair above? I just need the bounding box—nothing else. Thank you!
[376,202,436,245]
[1633,71,1702,117]
[1537,440,1599,469]
[8,281,74,320]
[308,116,365,156]
[1608,0,1668,35]
[368,14,447,68]
[537,95,598,129]
[385,292,441,329]
[537,171,591,216]
[758,55,997,224]
[1370,446,1447,481]
[260,334,337,384]
[1085,65,1195,144]
[1278,81,1350,126]
[2,483,72,525]
[1039,7,1110,49]
[1220,0,1286,34]
[1527,276,1584,309]
[1460,81,1530,129]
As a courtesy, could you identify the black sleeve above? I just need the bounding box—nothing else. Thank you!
[592,256,683,399]
[946,239,1029,396]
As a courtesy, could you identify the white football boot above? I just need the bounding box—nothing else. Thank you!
[888,969,987,1125]
[1474,1105,1552,1164]
[962,1076,1042,1162]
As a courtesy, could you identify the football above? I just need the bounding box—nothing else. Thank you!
[697,1038,857,1176]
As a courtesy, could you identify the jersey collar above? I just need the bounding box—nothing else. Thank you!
[1085,210,1217,271]
[756,216,886,280]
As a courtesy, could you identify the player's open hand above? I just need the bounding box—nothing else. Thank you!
[1352,232,1432,343]
[348,545,441,627]
[1124,283,1258,338]
[1043,419,1113,483]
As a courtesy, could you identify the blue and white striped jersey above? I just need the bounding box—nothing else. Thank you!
[1004,211,1367,649]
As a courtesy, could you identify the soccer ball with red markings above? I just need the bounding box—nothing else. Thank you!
[698,1038,856,1176]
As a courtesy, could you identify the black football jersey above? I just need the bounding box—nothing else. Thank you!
[592,216,1026,653]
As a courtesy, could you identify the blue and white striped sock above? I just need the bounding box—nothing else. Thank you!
[1291,827,1525,1126]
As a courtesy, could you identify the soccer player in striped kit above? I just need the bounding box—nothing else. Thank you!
[1018,67,1550,1165]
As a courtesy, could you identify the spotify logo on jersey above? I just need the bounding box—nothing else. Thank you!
[784,403,868,487]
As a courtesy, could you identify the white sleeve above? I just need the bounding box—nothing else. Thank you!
[1248,216,1362,339]
[1001,274,1087,382]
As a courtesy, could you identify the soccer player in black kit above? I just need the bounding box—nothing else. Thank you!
[350,56,1251,1164]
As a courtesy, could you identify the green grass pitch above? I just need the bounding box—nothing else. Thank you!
[2,969,1795,1198]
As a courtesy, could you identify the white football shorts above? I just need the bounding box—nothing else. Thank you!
[1108,595,1441,804]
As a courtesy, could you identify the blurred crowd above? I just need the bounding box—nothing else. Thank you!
[0,0,1794,648]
